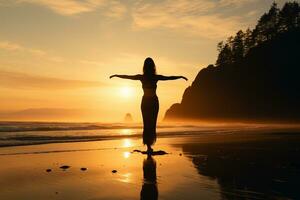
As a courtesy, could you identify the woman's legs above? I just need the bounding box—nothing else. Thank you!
[141,96,159,152]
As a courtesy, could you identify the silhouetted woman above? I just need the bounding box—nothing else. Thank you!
[110,57,187,153]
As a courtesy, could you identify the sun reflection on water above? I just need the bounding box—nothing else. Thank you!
[123,151,131,158]
[120,129,132,135]
[119,173,132,183]
[122,139,133,148]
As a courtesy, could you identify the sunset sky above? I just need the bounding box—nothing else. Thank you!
[0,0,290,122]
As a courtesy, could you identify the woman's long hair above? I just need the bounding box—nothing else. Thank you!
[143,57,156,77]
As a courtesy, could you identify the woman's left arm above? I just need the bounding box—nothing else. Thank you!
[157,75,188,81]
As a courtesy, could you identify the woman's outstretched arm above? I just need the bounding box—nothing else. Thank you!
[110,74,142,80]
[157,75,188,81]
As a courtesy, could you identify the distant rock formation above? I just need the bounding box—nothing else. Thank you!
[124,113,133,122]
[164,2,300,122]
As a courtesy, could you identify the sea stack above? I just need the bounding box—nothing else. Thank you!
[124,113,133,123]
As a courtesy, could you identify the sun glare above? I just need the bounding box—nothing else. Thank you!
[122,139,133,148]
[121,129,132,135]
[123,151,131,158]
[120,86,133,97]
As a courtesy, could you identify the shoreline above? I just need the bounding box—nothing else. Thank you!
[1,125,300,148]
[1,131,300,199]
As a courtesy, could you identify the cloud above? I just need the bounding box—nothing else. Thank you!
[0,41,64,62]
[131,0,264,39]
[218,0,256,7]
[18,0,106,15]
[0,41,46,56]
[0,70,105,90]
[16,0,126,17]
[101,1,127,19]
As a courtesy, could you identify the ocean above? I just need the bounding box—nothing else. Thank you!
[0,121,299,147]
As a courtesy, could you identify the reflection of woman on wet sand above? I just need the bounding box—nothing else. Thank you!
[110,57,187,153]
[141,155,158,200]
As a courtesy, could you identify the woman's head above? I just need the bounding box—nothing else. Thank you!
[143,57,156,76]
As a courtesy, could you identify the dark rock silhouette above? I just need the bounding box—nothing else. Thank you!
[124,113,133,122]
[165,2,300,122]
[60,165,70,170]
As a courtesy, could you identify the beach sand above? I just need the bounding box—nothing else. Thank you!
[0,131,300,200]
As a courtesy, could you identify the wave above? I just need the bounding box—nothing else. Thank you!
[0,121,203,147]
[0,130,214,148]
[0,121,198,132]
[1,121,299,148]
[0,122,139,132]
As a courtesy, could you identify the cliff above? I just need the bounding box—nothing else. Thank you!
[164,2,300,122]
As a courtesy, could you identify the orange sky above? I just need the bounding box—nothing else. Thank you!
[0,0,289,122]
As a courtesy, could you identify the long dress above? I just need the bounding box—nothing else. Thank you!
[140,75,159,146]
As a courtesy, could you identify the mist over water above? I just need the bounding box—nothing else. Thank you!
[1,121,299,147]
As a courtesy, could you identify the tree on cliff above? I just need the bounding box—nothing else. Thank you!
[216,2,299,67]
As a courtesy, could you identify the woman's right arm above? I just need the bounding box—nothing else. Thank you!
[110,74,142,80]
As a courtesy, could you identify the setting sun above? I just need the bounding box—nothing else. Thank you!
[120,86,133,98]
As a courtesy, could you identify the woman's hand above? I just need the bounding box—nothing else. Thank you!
[181,76,188,81]
[110,75,116,79]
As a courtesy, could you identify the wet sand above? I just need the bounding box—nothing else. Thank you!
[0,131,300,200]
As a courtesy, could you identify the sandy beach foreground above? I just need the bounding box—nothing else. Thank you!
[0,130,300,200]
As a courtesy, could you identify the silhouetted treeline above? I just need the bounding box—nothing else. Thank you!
[216,2,300,66]
[164,2,300,122]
